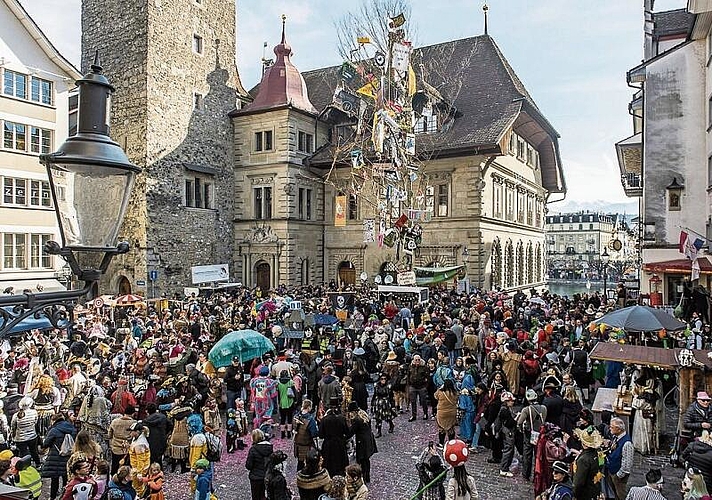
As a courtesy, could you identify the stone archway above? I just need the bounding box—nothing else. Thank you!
[255,261,271,291]
[337,261,356,286]
[118,276,131,295]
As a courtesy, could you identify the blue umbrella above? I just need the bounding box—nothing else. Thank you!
[208,329,276,367]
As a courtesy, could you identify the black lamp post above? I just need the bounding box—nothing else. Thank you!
[0,53,139,338]
[462,246,469,293]
[601,247,610,300]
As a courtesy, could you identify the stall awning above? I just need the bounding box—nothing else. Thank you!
[590,342,712,370]
[643,256,712,275]
[0,278,66,294]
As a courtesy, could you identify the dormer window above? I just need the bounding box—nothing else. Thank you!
[414,105,438,134]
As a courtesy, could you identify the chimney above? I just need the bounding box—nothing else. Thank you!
[644,0,655,60]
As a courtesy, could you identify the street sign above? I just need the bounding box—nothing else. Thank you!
[136,280,146,286]
[94,298,104,308]
[149,270,158,281]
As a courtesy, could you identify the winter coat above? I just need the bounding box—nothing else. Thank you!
[682,439,712,492]
[572,448,600,500]
[407,363,429,389]
[245,441,273,481]
[265,470,291,500]
[319,411,350,477]
[560,400,582,435]
[683,402,711,438]
[543,393,563,427]
[350,413,377,461]
[318,375,342,406]
[41,420,77,478]
[144,411,169,458]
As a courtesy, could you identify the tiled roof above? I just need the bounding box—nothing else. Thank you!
[303,35,541,150]
[653,8,694,38]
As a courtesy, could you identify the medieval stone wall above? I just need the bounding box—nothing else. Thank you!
[82,0,245,297]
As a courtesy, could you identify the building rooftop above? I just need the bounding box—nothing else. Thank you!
[653,8,695,38]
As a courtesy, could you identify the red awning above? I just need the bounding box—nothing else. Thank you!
[643,256,712,275]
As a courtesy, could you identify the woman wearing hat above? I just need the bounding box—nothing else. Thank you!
[10,396,40,466]
[572,426,603,500]
[544,461,573,500]
[264,450,292,500]
[371,373,395,437]
[347,401,377,484]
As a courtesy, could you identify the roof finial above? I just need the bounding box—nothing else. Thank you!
[483,3,489,35]
[281,14,287,44]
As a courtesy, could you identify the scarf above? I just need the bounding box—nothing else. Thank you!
[347,477,364,498]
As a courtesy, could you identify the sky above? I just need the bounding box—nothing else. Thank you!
[22,0,687,214]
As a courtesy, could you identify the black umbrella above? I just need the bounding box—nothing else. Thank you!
[594,305,686,332]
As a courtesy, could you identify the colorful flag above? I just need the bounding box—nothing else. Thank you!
[680,230,704,260]
[692,257,701,281]
[679,231,688,254]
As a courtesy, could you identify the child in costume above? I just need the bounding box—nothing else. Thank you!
[226,409,239,453]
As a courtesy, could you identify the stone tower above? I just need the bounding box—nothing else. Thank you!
[81,0,248,297]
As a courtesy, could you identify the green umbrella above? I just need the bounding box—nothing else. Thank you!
[208,329,276,367]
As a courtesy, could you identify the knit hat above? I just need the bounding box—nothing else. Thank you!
[195,458,209,469]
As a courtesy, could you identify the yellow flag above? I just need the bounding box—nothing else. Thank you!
[356,80,379,100]
[408,64,417,96]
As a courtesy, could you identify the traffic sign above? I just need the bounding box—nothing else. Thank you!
[149,270,158,281]
[136,280,146,286]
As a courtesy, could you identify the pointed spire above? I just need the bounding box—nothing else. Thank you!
[483,3,489,35]
[91,50,103,73]
[281,14,287,44]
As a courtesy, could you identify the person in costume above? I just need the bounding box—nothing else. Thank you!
[127,422,150,496]
[250,365,277,428]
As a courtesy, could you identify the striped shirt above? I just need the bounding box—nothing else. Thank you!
[625,485,667,500]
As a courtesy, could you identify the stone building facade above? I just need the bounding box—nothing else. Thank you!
[81,0,248,297]
[232,31,565,292]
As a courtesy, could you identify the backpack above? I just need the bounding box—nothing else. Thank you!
[205,432,222,462]
[59,433,75,456]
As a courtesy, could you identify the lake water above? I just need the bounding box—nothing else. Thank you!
[545,280,605,297]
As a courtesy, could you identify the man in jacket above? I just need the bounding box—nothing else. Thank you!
[320,397,350,477]
[543,382,564,427]
[223,356,244,414]
[517,389,548,481]
[108,405,136,474]
[407,355,429,421]
[605,417,634,500]
[143,403,168,465]
[683,391,712,439]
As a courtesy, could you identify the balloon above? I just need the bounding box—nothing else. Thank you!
[443,439,469,467]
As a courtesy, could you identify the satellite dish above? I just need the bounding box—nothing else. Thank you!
[374,275,382,284]
[384,275,394,284]
[360,272,368,282]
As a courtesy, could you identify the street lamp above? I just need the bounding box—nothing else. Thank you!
[0,52,139,338]
[461,246,469,293]
[601,247,610,301]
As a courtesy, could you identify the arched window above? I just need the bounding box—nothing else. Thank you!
[526,243,534,284]
[491,239,502,289]
[300,259,309,286]
[535,244,543,282]
[516,241,525,286]
[504,240,514,288]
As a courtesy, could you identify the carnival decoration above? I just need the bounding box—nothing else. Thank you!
[322,11,458,279]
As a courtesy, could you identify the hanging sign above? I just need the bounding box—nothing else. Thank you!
[335,195,347,227]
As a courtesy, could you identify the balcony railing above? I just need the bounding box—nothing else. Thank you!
[620,173,642,197]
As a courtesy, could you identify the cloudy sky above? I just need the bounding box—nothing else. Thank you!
[23,0,685,213]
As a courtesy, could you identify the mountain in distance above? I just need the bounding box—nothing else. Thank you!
[547,199,639,216]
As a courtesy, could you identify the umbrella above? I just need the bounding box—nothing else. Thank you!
[115,294,145,306]
[529,297,547,306]
[593,305,686,332]
[208,329,275,367]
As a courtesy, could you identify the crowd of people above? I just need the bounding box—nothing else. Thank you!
[0,282,708,500]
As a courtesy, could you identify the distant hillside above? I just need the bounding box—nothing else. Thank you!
[548,199,639,216]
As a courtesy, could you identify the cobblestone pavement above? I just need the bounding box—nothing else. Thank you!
[158,412,684,500]
[39,409,686,499]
